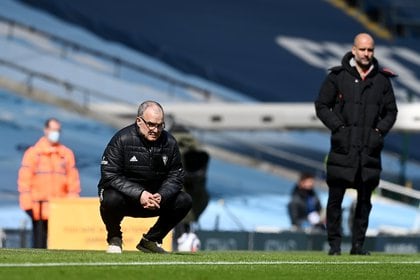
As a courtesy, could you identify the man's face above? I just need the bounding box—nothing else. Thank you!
[352,35,374,69]
[136,106,165,142]
[299,177,314,190]
[44,119,61,144]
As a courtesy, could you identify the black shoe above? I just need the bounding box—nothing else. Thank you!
[328,249,341,256]
[350,247,371,255]
[136,235,167,254]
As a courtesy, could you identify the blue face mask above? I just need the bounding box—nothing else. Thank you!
[47,131,60,143]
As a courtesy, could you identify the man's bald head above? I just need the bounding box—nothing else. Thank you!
[353,33,375,48]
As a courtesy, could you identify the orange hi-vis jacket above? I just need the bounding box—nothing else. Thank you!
[18,137,81,220]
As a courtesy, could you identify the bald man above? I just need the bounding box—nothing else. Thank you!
[98,100,192,254]
[315,33,398,255]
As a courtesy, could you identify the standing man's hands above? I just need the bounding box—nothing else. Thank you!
[140,190,161,209]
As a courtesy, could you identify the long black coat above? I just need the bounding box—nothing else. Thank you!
[315,52,398,188]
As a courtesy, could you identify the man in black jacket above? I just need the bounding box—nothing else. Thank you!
[98,100,192,253]
[287,173,324,232]
[315,33,398,256]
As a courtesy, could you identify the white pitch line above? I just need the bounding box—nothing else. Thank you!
[0,261,419,267]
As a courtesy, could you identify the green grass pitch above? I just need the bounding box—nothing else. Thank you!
[0,249,419,279]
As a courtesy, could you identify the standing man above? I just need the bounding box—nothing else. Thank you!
[18,118,81,248]
[98,100,192,254]
[315,33,398,255]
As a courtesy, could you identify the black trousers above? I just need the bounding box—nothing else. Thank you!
[31,219,48,248]
[100,188,192,244]
[326,183,374,251]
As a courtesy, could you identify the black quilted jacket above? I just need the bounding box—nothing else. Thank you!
[97,123,184,203]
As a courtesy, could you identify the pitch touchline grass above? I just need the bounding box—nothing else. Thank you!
[1,260,419,267]
[1,251,419,280]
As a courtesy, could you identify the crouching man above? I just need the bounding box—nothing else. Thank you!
[98,100,192,253]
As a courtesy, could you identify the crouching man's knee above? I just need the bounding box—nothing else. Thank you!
[100,189,126,209]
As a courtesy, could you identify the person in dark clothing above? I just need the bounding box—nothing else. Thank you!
[171,126,210,241]
[98,100,192,254]
[315,33,398,256]
[288,173,324,231]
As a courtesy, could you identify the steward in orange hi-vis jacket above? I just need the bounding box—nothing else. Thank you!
[17,118,80,248]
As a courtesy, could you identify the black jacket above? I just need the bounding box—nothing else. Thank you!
[288,186,322,227]
[97,123,184,203]
[315,52,398,187]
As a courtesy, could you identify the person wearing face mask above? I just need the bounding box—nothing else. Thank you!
[98,100,192,254]
[17,118,81,248]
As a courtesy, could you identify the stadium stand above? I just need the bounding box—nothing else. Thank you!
[0,0,419,249]
[346,0,420,37]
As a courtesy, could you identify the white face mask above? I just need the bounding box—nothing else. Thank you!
[47,131,60,143]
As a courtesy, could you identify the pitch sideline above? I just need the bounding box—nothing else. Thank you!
[1,260,419,267]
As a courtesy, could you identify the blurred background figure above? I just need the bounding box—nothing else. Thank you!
[17,118,81,248]
[176,223,201,252]
[171,125,210,250]
[287,172,325,232]
[0,229,5,248]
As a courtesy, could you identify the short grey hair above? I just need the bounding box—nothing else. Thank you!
[137,100,164,117]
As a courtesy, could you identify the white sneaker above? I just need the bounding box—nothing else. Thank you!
[106,237,122,253]
[107,244,122,254]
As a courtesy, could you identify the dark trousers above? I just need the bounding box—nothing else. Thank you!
[31,219,48,248]
[99,188,192,244]
[326,184,374,251]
